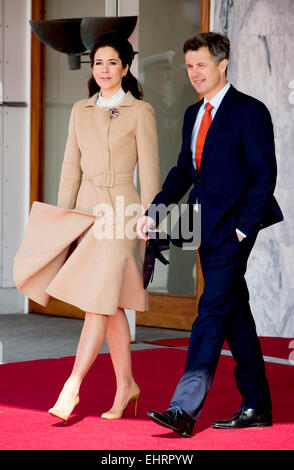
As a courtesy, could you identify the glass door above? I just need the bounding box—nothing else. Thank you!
[120,0,204,329]
[29,0,107,319]
[29,0,209,327]
[44,0,106,206]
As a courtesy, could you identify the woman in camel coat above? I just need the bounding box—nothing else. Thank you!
[14,32,160,422]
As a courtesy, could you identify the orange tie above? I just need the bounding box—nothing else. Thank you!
[195,102,213,171]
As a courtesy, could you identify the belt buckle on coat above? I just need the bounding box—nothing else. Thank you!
[103,171,114,188]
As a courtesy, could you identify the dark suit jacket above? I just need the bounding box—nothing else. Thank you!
[146,85,283,248]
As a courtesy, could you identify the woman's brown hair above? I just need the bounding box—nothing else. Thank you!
[88,31,143,99]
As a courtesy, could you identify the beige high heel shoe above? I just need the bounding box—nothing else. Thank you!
[101,384,140,419]
[48,394,80,422]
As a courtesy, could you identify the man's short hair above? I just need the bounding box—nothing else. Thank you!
[183,32,230,64]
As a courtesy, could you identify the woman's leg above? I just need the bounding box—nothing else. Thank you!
[49,312,107,415]
[105,308,139,412]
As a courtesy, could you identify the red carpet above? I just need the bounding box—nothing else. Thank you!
[144,336,294,360]
[0,348,293,450]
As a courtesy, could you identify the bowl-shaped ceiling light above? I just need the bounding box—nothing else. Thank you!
[30,16,138,70]
[80,16,137,51]
[30,18,87,69]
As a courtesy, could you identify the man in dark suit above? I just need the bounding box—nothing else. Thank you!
[136,32,283,437]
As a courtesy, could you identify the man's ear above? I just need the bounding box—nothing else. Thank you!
[220,58,228,75]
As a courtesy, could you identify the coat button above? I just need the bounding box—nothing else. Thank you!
[198,178,203,183]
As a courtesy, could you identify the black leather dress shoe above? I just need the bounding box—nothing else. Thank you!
[211,407,273,429]
[147,407,195,437]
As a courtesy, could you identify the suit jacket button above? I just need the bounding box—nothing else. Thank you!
[198,178,203,183]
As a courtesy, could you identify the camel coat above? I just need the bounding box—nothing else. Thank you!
[14,91,161,314]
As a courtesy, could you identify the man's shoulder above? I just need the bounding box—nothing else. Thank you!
[233,88,270,115]
[185,101,201,113]
[183,101,201,121]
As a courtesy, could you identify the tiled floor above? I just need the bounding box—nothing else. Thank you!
[0,313,190,364]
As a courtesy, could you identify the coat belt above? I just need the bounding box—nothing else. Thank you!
[82,171,134,215]
[82,171,134,188]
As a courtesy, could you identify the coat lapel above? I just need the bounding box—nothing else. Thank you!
[182,100,202,177]
[199,85,238,172]
[185,100,203,149]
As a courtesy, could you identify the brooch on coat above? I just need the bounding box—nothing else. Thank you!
[108,107,119,119]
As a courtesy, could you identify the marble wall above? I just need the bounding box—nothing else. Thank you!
[212,0,294,337]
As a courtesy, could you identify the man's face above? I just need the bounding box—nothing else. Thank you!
[185,46,228,100]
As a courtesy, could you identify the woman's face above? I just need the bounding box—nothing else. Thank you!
[92,46,129,98]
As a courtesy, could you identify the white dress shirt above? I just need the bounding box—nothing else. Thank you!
[191,81,246,238]
[96,87,126,108]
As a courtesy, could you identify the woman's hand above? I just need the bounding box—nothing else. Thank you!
[136,216,156,241]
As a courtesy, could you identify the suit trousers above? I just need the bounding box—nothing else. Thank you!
[170,231,272,420]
